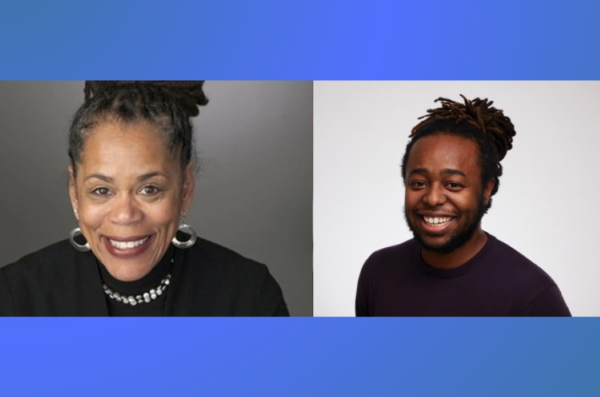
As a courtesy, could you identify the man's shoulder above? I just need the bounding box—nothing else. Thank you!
[362,239,418,273]
[486,234,570,315]
[488,234,555,285]
[368,239,417,259]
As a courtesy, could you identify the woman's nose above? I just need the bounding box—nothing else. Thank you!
[108,194,143,225]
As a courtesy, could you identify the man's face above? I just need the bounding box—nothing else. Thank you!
[403,133,492,253]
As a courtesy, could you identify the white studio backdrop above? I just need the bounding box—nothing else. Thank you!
[314,81,600,317]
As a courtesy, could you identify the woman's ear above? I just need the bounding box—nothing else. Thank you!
[181,163,195,216]
[68,165,79,220]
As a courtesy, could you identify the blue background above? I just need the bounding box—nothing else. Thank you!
[1,0,599,79]
[1,0,600,395]
[1,318,599,395]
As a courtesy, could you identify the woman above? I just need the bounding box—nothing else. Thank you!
[0,81,289,316]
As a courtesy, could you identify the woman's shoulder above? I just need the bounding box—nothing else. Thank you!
[0,239,93,315]
[179,237,279,294]
[2,239,78,278]
[188,237,270,276]
[174,238,289,316]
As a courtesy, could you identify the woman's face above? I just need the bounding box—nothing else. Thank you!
[69,120,194,281]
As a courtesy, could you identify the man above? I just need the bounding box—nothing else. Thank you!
[355,95,570,316]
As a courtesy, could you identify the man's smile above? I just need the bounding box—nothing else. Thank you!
[419,215,456,234]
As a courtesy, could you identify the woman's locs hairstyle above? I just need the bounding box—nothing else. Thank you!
[68,81,209,177]
[401,95,517,213]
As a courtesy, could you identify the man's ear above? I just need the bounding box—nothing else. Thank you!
[68,165,79,220]
[484,178,495,206]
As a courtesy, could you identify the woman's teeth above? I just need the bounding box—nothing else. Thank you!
[109,237,149,249]
[424,216,452,226]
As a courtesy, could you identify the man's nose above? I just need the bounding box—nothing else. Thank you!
[422,183,446,207]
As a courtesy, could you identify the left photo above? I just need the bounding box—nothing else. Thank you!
[0,81,313,316]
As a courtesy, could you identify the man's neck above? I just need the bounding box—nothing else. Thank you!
[421,229,488,270]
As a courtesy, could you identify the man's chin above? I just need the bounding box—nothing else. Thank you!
[412,233,458,254]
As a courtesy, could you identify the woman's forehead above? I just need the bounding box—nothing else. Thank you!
[78,122,178,177]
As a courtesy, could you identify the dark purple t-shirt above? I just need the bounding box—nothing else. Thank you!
[356,234,571,316]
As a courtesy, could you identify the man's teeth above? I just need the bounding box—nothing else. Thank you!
[423,216,452,225]
[109,237,149,249]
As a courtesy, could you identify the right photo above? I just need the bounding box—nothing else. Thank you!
[314,81,600,316]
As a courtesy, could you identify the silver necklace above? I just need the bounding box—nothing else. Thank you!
[102,260,173,306]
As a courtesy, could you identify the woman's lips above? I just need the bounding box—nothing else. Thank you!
[102,235,153,258]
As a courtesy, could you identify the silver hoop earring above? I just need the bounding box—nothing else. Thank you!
[69,227,90,252]
[172,223,197,249]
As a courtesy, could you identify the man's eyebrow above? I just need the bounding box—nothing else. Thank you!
[408,168,428,176]
[441,168,467,177]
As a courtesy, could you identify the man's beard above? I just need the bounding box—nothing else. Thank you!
[404,192,486,254]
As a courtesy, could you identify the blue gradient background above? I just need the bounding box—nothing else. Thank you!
[1,318,599,395]
[1,0,600,395]
[1,1,598,79]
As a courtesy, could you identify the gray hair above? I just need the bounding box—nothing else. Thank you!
[68,81,208,177]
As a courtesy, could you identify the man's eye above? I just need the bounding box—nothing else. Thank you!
[410,181,426,188]
[92,187,110,196]
[447,182,461,189]
[140,186,161,195]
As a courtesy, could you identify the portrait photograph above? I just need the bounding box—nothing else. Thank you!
[314,81,600,316]
[0,81,312,316]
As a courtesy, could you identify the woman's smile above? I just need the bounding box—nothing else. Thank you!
[102,234,154,258]
[69,121,194,281]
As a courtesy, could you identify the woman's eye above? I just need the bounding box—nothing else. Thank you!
[92,187,111,196]
[140,186,161,195]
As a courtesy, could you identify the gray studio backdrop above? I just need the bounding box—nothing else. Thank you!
[0,81,313,316]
